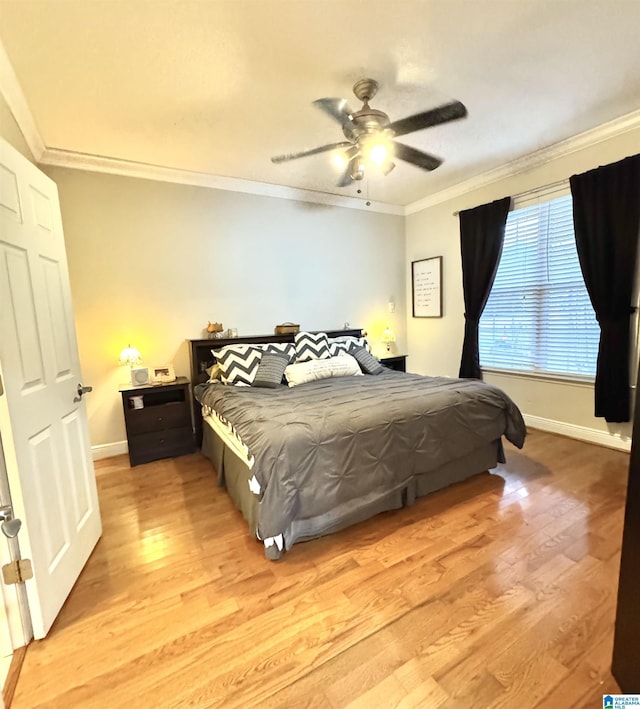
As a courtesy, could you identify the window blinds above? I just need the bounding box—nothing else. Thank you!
[479,191,599,378]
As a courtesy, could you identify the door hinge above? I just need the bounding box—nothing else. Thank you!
[2,558,33,585]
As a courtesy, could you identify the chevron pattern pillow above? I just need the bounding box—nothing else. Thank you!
[328,335,370,354]
[328,341,351,357]
[258,342,297,363]
[213,345,262,386]
[294,332,331,361]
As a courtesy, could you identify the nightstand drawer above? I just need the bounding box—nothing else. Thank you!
[128,426,194,465]
[125,402,191,434]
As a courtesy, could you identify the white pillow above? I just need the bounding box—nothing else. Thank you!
[285,354,362,387]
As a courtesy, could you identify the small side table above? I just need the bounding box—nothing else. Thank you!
[380,355,407,372]
[120,377,194,466]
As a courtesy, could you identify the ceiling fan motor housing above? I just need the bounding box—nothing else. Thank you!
[343,107,392,141]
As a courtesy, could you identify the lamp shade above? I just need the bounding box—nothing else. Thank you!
[382,327,396,344]
[382,327,396,352]
[118,344,142,367]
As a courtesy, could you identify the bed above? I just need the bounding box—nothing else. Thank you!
[189,330,526,559]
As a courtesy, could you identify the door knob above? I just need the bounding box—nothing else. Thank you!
[74,383,93,402]
[0,505,21,538]
[1,518,21,539]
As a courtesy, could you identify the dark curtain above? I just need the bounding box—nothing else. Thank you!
[570,153,640,423]
[458,196,511,379]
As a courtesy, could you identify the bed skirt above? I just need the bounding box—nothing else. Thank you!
[201,420,501,559]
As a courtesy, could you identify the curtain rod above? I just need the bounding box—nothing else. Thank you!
[452,177,570,217]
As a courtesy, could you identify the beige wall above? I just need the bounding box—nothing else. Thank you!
[0,92,34,162]
[42,167,406,449]
[3,87,637,452]
[406,126,640,449]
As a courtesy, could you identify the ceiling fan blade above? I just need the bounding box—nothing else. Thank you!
[313,98,356,128]
[394,142,443,171]
[388,100,467,137]
[271,141,352,164]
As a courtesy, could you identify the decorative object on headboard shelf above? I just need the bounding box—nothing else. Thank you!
[206,322,224,339]
[274,323,300,335]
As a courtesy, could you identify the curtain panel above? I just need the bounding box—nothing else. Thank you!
[570,153,640,423]
[458,196,511,379]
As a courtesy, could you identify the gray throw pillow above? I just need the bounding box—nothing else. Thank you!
[350,345,384,375]
[253,352,289,388]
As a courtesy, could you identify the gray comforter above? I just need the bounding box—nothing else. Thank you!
[195,371,526,543]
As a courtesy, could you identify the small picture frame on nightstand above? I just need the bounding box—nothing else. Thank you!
[151,365,176,383]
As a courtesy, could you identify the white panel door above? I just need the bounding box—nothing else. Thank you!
[0,138,101,639]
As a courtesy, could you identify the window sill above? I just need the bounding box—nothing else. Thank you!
[481,367,595,388]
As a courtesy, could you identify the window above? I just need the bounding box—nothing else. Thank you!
[479,188,599,379]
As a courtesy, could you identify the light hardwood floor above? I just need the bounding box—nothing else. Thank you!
[12,430,627,708]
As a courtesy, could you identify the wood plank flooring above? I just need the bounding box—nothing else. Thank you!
[12,430,627,708]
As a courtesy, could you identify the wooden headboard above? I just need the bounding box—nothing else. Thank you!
[188,328,365,445]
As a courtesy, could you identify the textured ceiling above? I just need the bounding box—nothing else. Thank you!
[1,0,640,207]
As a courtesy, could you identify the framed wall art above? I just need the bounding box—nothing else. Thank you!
[412,256,442,318]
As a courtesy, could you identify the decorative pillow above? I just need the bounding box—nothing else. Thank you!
[328,341,351,357]
[328,335,371,354]
[212,345,262,386]
[350,345,384,375]
[294,332,331,361]
[285,354,362,387]
[257,342,297,363]
[253,352,289,388]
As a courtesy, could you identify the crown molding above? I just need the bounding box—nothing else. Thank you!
[39,147,404,215]
[405,108,640,215]
[2,16,637,220]
[0,39,44,162]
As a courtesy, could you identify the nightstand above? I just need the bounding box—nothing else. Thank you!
[120,377,194,466]
[380,355,407,372]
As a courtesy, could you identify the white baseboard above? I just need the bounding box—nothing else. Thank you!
[92,441,128,460]
[523,414,631,452]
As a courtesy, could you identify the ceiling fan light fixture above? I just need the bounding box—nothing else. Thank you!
[332,152,348,170]
[350,158,365,180]
[368,143,388,165]
[381,160,396,176]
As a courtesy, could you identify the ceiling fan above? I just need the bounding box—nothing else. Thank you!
[271,78,467,187]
